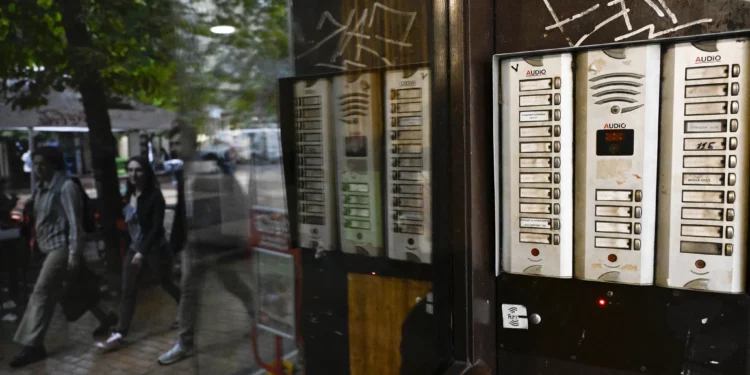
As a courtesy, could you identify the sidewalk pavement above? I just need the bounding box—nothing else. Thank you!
[0,249,296,375]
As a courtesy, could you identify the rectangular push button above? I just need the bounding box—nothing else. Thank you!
[683,156,725,168]
[685,120,727,133]
[683,138,726,151]
[685,102,727,116]
[520,79,553,91]
[595,237,632,249]
[686,65,729,80]
[519,111,552,122]
[685,84,728,98]
[681,241,723,255]
[682,208,723,221]
[595,206,632,218]
[520,203,551,214]
[520,188,551,199]
[595,221,632,234]
[681,225,723,238]
[596,190,633,201]
[519,94,552,107]
[520,158,552,168]
[520,142,552,153]
[683,173,725,186]
[520,232,551,244]
[520,173,551,183]
[683,190,724,203]
[520,218,552,229]
[520,126,552,138]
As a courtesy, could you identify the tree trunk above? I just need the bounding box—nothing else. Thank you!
[59,0,122,274]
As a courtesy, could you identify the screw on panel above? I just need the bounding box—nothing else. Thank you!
[606,291,614,297]
[640,366,647,372]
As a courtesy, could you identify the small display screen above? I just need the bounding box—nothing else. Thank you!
[596,129,634,156]
[345,136,367,157]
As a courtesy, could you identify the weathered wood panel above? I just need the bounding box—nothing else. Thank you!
[347,273,431,375]
[496,0,750,54]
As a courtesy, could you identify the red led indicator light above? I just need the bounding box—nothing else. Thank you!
[695,260,706,269]
[598,298,607,306]
[371,272,377,275]
[531,248,540,257]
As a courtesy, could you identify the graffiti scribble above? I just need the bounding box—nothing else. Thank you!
[542,0,713,47]
[297,2,417,71]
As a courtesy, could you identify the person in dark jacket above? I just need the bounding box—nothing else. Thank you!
[158,124,255,365]
[98,156,180,351]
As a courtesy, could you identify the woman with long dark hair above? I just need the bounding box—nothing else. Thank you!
[98,156,180,350]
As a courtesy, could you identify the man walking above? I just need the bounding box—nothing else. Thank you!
[9,147,84,368]
[158,123,255,365]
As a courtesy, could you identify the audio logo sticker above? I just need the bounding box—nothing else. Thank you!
[501,304,529,329]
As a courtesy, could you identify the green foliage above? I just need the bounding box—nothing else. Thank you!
[0,0,289,125]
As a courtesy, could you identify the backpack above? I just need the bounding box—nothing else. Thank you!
[71,178,96,233]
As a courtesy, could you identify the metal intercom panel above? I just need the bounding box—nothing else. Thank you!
[656,38,750,293]
[574,45,660,285]
[333,72,384,256]
[294,79,337,251]
[497,53,574,278]
[385,67,432,263]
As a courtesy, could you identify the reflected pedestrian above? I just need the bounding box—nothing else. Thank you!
[158,124,255,365]
[98,156,180,351]
[10,147,86,368]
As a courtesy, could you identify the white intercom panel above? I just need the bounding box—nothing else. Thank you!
[574,45,660,285]
[294,79,337,252]
[656,38,750,293]
[333,73,384,256]
[385,68,432,263]
[497,53,574,278]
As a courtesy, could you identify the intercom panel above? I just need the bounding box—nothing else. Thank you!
[385,67,432,263]
[574,45,660,285]
[333,72,384,256]
[656,38,750,293]
[294,79,337,251]
[498,53,574,278]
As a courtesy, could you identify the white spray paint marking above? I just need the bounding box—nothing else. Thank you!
[337,11,370,60]
[297,12,350,60]
[369,3,417,44]
[297,2,417,70]
[607,0,632,31]
[614,18,713,41]
[545,4,600,30]
[575,9,631,46]
[656,0,679,24]
[642,0,665,17]
[542,0,574,46]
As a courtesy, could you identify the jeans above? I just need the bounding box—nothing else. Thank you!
[117,249,180,335]
[177,246,254,348]
[14,247,68,347]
